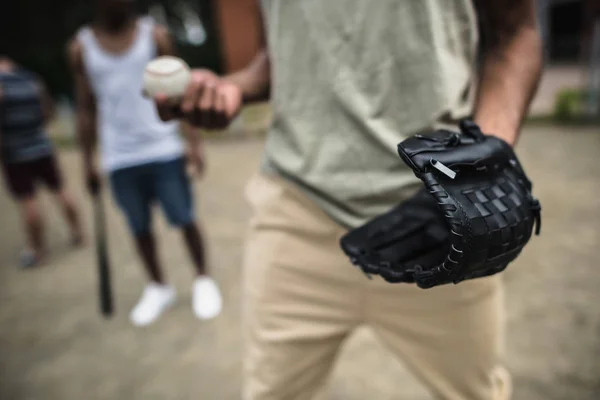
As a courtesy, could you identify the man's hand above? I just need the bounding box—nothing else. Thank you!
[155,69,243,130]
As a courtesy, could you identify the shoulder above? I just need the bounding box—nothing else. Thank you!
[66,35,84,70]
[66,24,93,60]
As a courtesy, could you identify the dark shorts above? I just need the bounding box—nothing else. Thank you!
[1,154,63,199]
[109,157,194,235]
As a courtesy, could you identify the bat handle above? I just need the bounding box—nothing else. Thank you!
[94,192,114,318]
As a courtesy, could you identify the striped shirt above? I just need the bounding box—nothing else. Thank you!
[0,70,53,163]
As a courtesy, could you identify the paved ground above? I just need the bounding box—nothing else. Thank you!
[0,124,599,400]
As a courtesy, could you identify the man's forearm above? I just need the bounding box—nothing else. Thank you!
[223,50,271,104]
[77,111,97,164]
[473,2,543,146]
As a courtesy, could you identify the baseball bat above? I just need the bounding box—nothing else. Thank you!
[93,192,114,318]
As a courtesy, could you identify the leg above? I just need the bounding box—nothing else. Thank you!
[367,274,511,400]
[18,195,46,264]
[109,164,164,283]
[183,220,221,320]
[37,155,84,245]
[242,173,362,400]
[134,230,164,284]
[2,160,45,266]
[129,230,176,326]
[55,189,84,245]
[130,230,176,326]
[154,157,220,319]
[181,222,207,276]
[110,164,175,326]
[153,158,206,274]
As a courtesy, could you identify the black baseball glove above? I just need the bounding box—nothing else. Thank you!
[340,120,541,289]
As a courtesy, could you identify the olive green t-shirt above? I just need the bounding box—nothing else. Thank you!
[260,0,479,229]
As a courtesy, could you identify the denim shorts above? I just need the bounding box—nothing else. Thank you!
[109,157,194,235]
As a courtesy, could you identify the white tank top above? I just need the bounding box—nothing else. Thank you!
[78,17,184,173]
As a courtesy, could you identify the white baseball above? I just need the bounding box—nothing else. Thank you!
[143,56,192,99]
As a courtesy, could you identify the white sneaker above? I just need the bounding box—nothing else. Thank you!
[129,283,176,327]
[192,276,222,320]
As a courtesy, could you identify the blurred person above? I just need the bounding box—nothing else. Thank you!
[67,0,222,327]
[0,56,83,268]
[156,0,542,399]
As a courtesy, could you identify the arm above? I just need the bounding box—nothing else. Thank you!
[173,50,270,128]
[35,78,55,125]
[154,24,205,174]
[472,0,543,146]
[154,23,177,57]
[223,49,271,104]
[222,6,270,104]
[67,38,98,175]
[154,6,270,128]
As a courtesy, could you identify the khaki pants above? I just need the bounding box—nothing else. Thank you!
[242,173,511,400]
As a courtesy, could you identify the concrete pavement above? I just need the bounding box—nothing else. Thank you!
[0,124,599,399]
